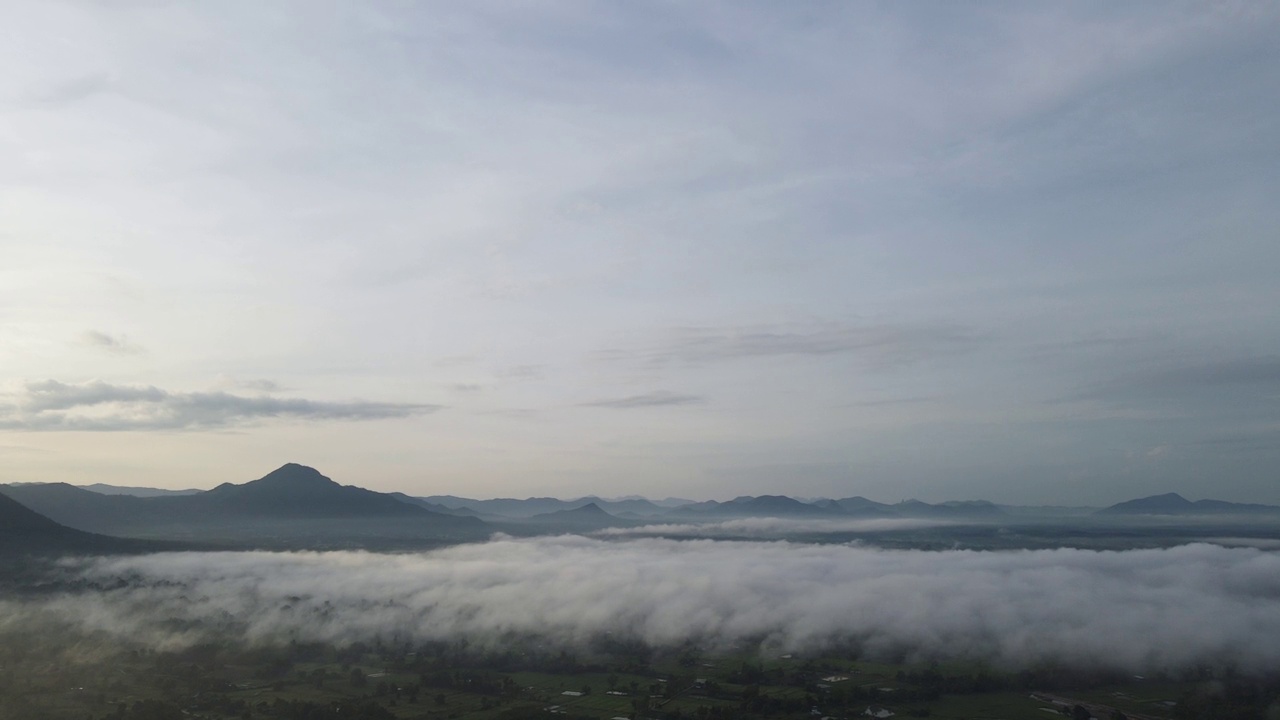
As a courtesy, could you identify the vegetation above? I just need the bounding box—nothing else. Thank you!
[2,621,1276,720]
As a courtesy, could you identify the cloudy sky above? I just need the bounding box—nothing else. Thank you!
[2,1,1278,504]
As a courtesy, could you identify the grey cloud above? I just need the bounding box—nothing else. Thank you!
[1145,356,1280,389]
[837,396,934,408]
[21,538,1280,672]
[1178,429,1280,454]
[495,365,545,379]
[29,72,114,106]
[213,375,287,393]
[1074,356,1280,407]
[450,383,483,392]
[582,391,706,409]
[604,321,979,369]
[81,331,144,355]
[22,380,167,412]
[0,380,437,431]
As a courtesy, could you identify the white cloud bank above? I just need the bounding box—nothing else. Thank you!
[13,536,1280,672]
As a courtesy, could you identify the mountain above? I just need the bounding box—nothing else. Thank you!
[660,495,844,519]
[1191,499,1280,514]
[2,464,487,545]
[0,489,65,532]
[0,489,173,556]
[0,483,153,533]
[668,499,723,514]
[1098,493,1196,515]
[194,464,431,517]
[523,502,630,530]
[833,496,897,517]
[419,495,585,517]
[732,495,840,516]
[1098,493,1280,516]
[892,499,1006,518]
[997,504,1099,517]
[82,483,201,497]
[664,495,1006,520]
[414,494,668,518]
[388,493,489,519]
[582,496,668,516]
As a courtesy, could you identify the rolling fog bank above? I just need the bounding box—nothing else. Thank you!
[6,535,1280,673]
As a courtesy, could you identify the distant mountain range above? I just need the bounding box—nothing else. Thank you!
[80,483,201,498]
[418,492,1014,521]
[6,465,1280,554]
[1,464,485,546]
[523,502,634,531]
[420,494,668,518]
[1096,493,1280,516]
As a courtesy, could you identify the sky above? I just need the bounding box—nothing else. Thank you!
[1,1,1278,504]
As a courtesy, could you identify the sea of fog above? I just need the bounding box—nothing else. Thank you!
[6,535,1280,673]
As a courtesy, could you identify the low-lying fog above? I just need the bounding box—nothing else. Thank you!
[8,535,1280,673]
[594,517,956,537]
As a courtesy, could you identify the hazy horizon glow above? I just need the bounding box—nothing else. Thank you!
[2,2,1278,503]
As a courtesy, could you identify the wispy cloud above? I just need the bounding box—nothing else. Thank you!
[1072,355,1280,410]
[80,331,144,356]
[213,375,287,393]
[0,380,437,431]
[495,365,545,380]
[602,321,980,370]
[27,72,114,106]
[1142,356,1280,390]
[581,391,706,409]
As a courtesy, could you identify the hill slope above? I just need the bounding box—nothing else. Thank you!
[193,463,432,518]
[0,489,173,556]
[2,464,487,545]
[1099,493,1280,515]
[523,502,631,530]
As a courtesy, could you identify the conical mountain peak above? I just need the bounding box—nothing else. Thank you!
[253,463,338,488]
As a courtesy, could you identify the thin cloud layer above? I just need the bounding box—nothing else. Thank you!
[582,391,707,409]
[604,321,979,370]
[213,375,288,393]
[80,331,145,355]
[594,517,954,538]
[0,380,436,431]
[22,537,1280,672]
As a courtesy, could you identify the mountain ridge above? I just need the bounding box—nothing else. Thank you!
[9,469,1279,526]
[1,464,486,544]
[1097,493,1280,516]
